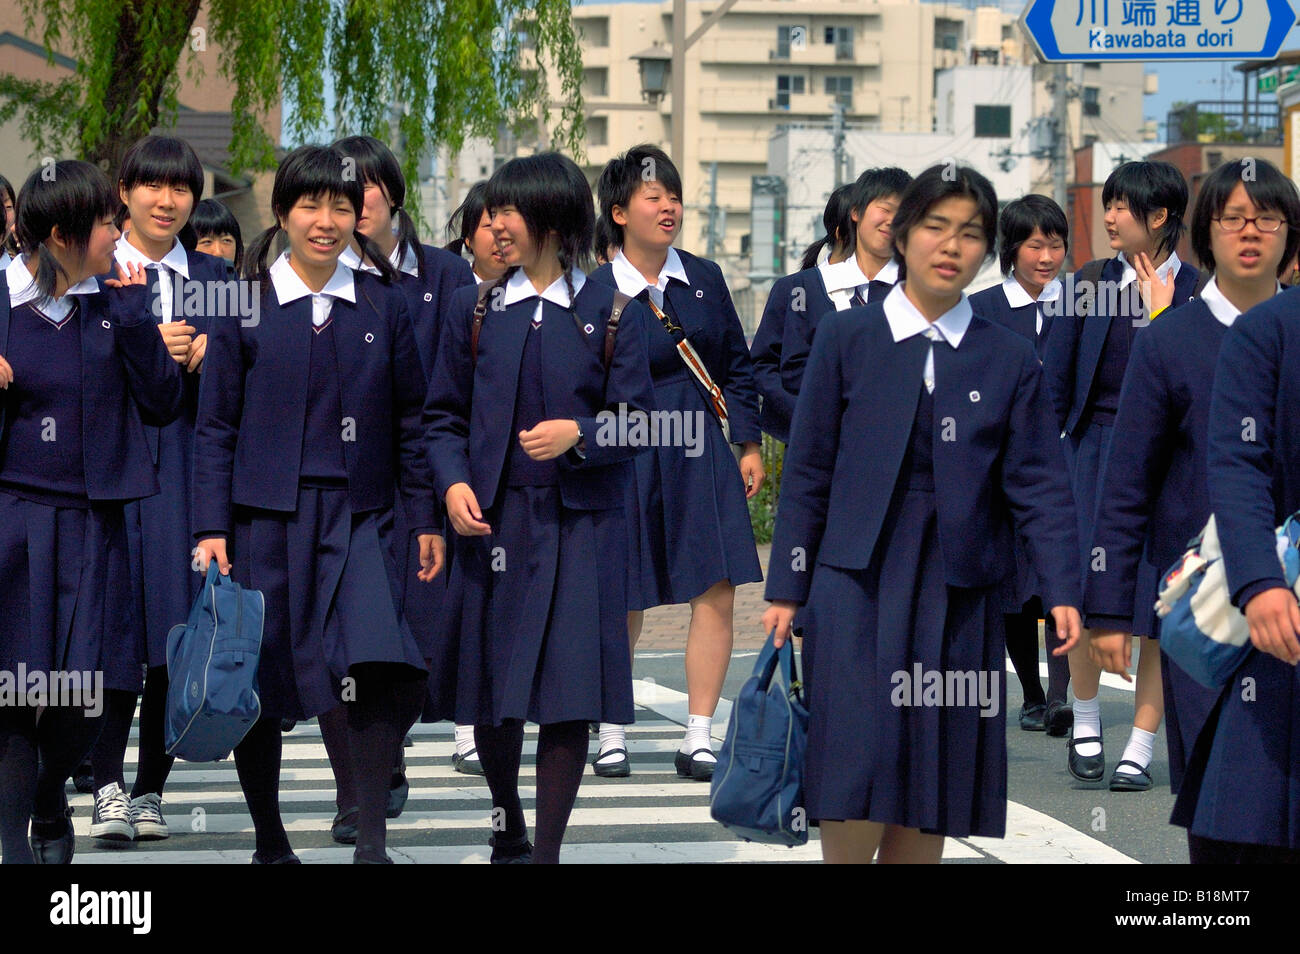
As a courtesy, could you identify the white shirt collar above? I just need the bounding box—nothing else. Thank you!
[870,258,901,287]
[1117,250,1181,290]
[500,265,587,309]
[269,251,356,321]
[0,251,10,271]
[6,253,99,316]
[114,233,191,279]
[882,282,972,349]
[1002,273,1062,308]
[608,248,688,303]
[338,240,419,277]
[816,257,870,295]
[1198,275,1282,329]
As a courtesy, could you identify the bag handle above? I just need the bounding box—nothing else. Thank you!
[754,628,801,702]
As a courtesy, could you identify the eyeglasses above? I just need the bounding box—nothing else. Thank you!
[1214,215,1286,233]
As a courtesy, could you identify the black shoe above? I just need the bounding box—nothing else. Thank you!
[1045,700,1074,737]
[30,806,75,864]
[354,845,393,864]
[1019,702,1047,731]
[387,766,409,819]
[451,748,485,776]
[489,833,532,864]
[1109,760,1153,792]
[1067,730,1105,782]
[592,747,631,778]
[251,849,301,864]
[72,761,94,795]
[331,807,359,845]
[675,748,716,781]
[279,718,296,733]
[402,733,413,748]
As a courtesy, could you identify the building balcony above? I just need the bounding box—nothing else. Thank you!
[697,135,770,163]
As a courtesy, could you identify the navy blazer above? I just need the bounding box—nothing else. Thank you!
[765,300,1080,607]
[750,269,834,443]
[1043,257,1200,435]
[968,282,1053,359]
[192,270,435,537]
[424,277,656,514]
[0,276,182,501]
[400,244,475,379]
[1084,298,1229,629]
[1207,287,1300,608]
[589,249,760,446]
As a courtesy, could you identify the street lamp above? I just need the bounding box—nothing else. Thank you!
[632,45,671,104]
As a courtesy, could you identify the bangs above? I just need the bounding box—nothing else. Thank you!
[272,146,364,220]
[119,136,204,198]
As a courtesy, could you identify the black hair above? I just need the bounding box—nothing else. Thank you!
[14,159,118,300]
[444,180,489,257]
[595,144,682,248]
[847,167,913,221]
[1189,158,1300,279]
[889,163,998,281]
[484,152,594,311]
[243,144,397,283]
[331,135,423,280]
[997,193,1069,276]
[799,184,854,271]
[190,197,244,271]
[593,214,618,264]
[118,136,204,250]
[0,173,17,256]
[1101,160,1189,259]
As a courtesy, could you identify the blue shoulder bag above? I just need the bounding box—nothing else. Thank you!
[165,562,265,761]
[710,629,810,846]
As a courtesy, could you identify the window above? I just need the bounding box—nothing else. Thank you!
[824,26,853,60]
[937,33,960,50]
[575,17,609,47]
[974,104,1011,137]
[824,75,853,109]
[587,116,608,147]
[1083,86,1100,117]
[1207,150,1223,169]
[582,67,608,98]
[774,74,805,109]
[775,25,807,58]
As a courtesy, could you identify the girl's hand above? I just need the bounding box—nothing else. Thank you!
[193,537,231,576]
[445,482,492,536]
[1088,628,1133,681]
[104,261,148,288]
[159,322,196,365]
[1134,253,1174,317]
[1049,606,1082,654]
[417,533,446,582]
[185,333,207,373]
[519,419,581,461]
[1244,588,1300,665]
[762,600,799,648]
[738,442,764,499]
[0,354,12,389]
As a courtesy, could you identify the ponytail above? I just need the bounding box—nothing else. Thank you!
[799,236,831,272]
[356,229,400,284]
[33,243,69,302]
[243,224,282,282]
[390,206,424,281]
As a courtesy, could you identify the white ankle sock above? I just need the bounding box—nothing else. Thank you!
[681,714,716,763]
[1072,695,1102,758]
[1116,727,1156,774]
[595,723,626,764]
[453,724,477,758]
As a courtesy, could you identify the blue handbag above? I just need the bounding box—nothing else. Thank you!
[1156,512,1300,688]
[710,629,810,847]
[165,562,265,762]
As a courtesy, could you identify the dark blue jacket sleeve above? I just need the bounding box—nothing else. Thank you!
[750,278,798,441]
[391,292,438,535]
[711,260,761,446]
[191,310,245,539]
[423,286,476,501]
[1041,283,1080,433]
[109,283,184,427]
[569,298,657,469]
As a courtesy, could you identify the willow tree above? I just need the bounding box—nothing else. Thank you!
[0,0,584,213]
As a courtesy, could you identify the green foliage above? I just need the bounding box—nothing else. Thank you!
[747,433,784,545]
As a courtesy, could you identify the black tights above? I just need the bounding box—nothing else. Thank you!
[317,663,427,857]
[89,666,175,798]
[475,719,589,864]
[0,706,104,864]
[1005,597,1070,708]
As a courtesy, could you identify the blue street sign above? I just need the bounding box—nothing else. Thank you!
[1020,0,1296,61]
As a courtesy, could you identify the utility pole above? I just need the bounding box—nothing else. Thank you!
[831,101,846,187]
[1052,62,1070,211]
[706,161,720,258]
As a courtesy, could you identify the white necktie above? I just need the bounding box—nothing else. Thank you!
[922,325,941,394]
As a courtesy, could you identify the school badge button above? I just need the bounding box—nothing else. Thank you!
[364,332,374,343]
[695,290,704,298]
[583,323,595,335]
[423,292,433,302]
[969,391,981,403]
[101,320,112,329]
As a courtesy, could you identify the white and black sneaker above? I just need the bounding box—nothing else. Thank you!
[90,782,135,842]
[129,793,169,841]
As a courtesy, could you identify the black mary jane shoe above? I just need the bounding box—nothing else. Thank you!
[72,760,95,795]
[452,748,486,776]
[488,833,533,864]
[592,747,631,778]
[251,849,301,864]
[1109,760,1153,792]
[1067,730,1105,782]
[1019,702,1047,731]
[1044,700,1074,737]
[30,807,76,865]
[331,806,360,845]
[674,748,716,782]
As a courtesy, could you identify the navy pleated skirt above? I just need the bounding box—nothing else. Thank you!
[624,373,762,609]
[229,485,427,721]
[440,485,635,727]
[0,490,142,694]
[389,489,449,663]
[1160,650,1221,795]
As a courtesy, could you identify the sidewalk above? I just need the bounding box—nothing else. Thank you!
[637,545,772,649]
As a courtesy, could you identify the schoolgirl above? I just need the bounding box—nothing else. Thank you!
[0,160,181,863]
[192,145,440,864]
[1087,160,1298,816]
[1186,180,1300,862]
[0,174,17,268]
[763,164,1081,863]
[424,152,655,862]
[189,197,243,270]
[588,144,762,780]
[84,136,237,847]
[969,194,1072,734]
[326,135,474,824]
[593,214,618,267]
[750,168,910,444]
[799,183,853,270]
[1043,160,1199,786]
